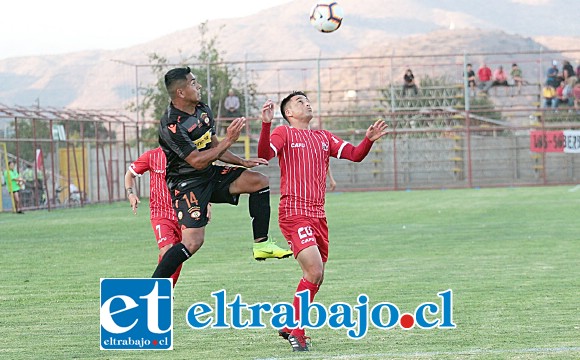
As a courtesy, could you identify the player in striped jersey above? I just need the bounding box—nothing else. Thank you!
[258,91,388,351]
[125,147,184,287]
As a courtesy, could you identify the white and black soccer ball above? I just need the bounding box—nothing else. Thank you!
[309,2,344,33]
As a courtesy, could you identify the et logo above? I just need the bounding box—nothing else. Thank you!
[100,278,173,350]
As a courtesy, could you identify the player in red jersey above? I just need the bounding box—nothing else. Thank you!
[257,91,388,351]
[124,147,186,287]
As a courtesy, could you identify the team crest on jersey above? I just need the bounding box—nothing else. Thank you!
[178,211,183,220]
[200,113,210,126]
[189,206,202,220]
[321,141,329,151]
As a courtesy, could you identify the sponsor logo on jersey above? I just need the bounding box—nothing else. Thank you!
[291,143,306,148]
[193,130,212,149]
[168,124,177,134]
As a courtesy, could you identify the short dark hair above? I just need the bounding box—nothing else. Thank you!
[8,160,14,166]
[467,63,472,67]
[280,91,308,122]
[164,67,191,98]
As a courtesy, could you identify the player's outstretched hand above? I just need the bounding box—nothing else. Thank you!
[241,158,269,168]
[225,117,246,143]
[261,100,275,123]
[366,119,389,142]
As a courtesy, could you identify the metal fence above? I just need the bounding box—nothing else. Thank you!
[2,48,580,212]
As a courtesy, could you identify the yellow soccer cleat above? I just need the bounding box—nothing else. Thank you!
[253,238,293,261]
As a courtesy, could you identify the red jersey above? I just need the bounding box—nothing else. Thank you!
[129,147,175,221]
[259,125,346,219]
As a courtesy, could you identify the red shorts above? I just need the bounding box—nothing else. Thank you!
[150,217,182,249]
[279,215,329,262]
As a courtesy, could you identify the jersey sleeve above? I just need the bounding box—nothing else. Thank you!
[159,116,197,160]
[129,150,151,177]
[325,130,348,158]
[326,130,373,162]
[258,123,287,160]
[270,126,288,158]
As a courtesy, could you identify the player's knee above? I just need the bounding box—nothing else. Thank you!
[257,173,269,188]
[246,170,268,189]
[182,236,204,254]
[305,268,324,284]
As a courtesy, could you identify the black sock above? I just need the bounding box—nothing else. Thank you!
[152,243,191,278]
[249,187,270,240]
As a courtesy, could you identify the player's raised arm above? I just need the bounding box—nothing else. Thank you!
[258,100,276,160]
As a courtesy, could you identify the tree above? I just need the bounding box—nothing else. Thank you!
[137,21,256,148]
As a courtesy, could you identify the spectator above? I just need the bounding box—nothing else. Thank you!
[510,63,524,95]
[492,65,509,95]
[3,161,25,213]
[224,88,241,118]
[477,63,493,94]
[562,60,575,81]
[563,76,577,108]
[541,84,557,109]
[573,82,580,112]
[546,61,561,88]
[555,81,566,108]
[402,69,418,96]
[466,63,477,97]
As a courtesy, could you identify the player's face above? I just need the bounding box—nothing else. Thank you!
[287,95,313,122]
[181,73,202,103]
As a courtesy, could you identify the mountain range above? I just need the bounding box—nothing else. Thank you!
[0,0,578,117]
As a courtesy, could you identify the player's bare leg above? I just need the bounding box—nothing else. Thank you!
[152,227,205,278]
[283,246,324,351]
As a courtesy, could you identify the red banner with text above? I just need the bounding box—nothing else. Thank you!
[530,130,580,153]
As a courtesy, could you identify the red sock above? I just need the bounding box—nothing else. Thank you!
[158,254,182,288]
[291,278,319,337]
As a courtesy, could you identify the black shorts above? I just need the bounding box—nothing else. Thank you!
[171,165,245,229]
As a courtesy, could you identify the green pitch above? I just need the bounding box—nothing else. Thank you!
[1,187,579,359]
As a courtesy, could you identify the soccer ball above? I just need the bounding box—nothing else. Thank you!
[309,2,344,33]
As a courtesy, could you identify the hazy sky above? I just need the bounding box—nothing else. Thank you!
[1,0,292,60]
